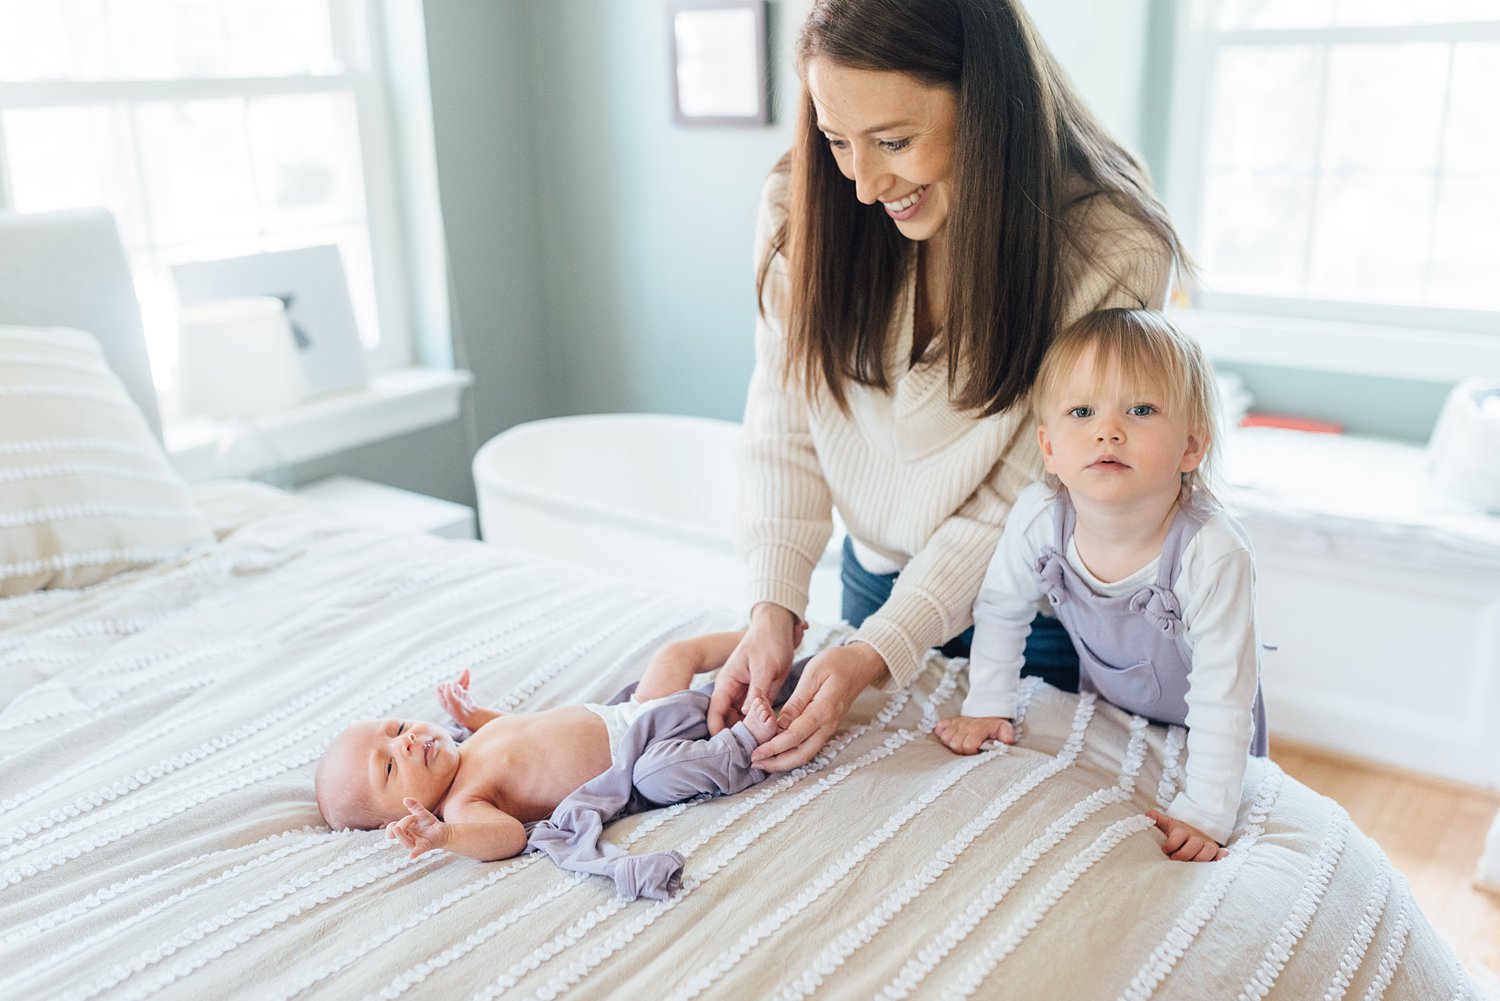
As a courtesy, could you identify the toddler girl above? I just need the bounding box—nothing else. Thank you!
[937,308,1266,863]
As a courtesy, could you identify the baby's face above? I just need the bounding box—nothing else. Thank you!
[322,718,461,826]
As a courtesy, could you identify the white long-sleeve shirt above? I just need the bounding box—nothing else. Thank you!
[965,482,1260,844]
[736,171,1173,688]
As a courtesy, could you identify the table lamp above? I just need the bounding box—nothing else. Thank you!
[177,295,307,486]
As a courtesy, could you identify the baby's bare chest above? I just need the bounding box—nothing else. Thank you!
[450,707,613,820]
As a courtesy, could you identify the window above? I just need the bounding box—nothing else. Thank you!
[0,0,414,400]
[1165,1,1500,345]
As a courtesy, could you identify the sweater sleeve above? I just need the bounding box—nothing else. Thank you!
[851,429,1041,689]
[1166,516,1261,845]
[851,206,1173,689]
[735,171,834,619]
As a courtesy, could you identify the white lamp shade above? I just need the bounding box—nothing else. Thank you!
[177,296,307,417]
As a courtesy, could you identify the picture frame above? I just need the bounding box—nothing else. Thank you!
[172,244,368,399]
[668,0,770,126]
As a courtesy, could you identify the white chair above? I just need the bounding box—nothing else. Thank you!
[472,413,841,619]
[0,208,161,437]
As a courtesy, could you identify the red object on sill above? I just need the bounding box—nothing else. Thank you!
[1239,413,1345,434]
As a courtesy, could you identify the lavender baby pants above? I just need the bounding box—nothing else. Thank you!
[526,674,792,901]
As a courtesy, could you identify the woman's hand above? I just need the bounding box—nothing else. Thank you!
[750,641,888,772]
[707,603,801,735]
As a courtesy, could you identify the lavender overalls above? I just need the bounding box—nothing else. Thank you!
[525,662,805,900]
[1038,491,1268,757]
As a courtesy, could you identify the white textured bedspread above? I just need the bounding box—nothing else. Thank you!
[0,483,1483,1000]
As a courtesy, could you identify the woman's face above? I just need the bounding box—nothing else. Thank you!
[805,58,958,245]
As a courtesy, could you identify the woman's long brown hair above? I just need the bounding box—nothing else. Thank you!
[758,0,1189,417]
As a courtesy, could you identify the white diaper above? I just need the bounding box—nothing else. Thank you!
[584,697,650,758]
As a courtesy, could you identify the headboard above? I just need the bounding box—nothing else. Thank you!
[0,208,162,438]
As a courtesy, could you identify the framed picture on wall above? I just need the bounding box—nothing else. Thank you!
[668,0,770,126]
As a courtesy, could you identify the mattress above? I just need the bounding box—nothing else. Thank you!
[0,482,1484,1000]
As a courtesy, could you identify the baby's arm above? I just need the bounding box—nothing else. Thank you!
[637,630,773,701]
[386,797,527,862]
[1158,524,1261,860]
[938,490,1049,753]
[437,669,502,732]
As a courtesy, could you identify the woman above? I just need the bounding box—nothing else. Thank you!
[704,0,1189,770]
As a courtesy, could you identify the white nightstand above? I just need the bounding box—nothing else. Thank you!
[298,475,477,540]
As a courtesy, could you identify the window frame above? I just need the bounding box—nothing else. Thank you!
[1161,1,1500,382]
[0,0,417,382]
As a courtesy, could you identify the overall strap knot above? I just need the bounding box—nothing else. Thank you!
[1035,547,1069,607]
[1129,585,1185,635]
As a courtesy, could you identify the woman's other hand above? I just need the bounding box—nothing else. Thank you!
[750,641,887,772]
[707,603,801,735]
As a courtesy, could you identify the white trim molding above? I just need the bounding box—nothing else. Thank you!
[1172,308,1500,383]
[166,366,472,481]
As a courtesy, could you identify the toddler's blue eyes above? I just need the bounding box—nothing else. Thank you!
[1128,405,1156,417]
[1069,406,1093,418]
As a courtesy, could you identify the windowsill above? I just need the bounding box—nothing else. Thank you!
[1169,308,1500,385]
[166,366,473,481]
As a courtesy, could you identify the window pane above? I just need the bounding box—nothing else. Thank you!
[1322,44,1449,172]
[1199,172,1316,296]
[1307,174,1435,303]
[1217,0,1336,30]
[1207,45,1322,171]
[1429,177,1500,309]
[1333,0,1500,26]
[0,0,108,82]
[134,99,260,245]
[102,0,338,80]
[247,92,367,232]
[1,105,149,242]
[1444,42,1500,172]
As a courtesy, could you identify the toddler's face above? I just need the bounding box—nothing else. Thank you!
[321,718,461,827]
[1037,346,1204,510]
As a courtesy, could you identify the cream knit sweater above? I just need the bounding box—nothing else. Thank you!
[736,171,1174,689]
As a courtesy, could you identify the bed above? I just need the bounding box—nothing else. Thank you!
[0,210,1488,1000]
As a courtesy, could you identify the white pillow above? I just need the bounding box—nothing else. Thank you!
[0,325,212,596]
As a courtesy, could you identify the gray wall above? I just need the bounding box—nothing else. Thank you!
[335,0,1448,506]
[521,0,800,421]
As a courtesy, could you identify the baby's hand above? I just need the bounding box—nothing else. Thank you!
[386,797,450,859]
[935,715,1016,755]
[436,669,481,729]
[1146,810,1226,862]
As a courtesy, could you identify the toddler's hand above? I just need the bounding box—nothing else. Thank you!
[436,669,480,729]
[935,715,1016,755]
[1146,809,1226,862]
[386,797,450,859]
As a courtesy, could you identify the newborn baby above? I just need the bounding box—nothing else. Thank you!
[315,630,786,899]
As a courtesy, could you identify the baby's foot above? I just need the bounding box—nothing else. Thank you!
[742,696,778,744]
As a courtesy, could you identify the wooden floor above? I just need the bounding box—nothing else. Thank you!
[1271,740,1500,984]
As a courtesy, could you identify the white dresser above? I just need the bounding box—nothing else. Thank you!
[1223,428,1500,790]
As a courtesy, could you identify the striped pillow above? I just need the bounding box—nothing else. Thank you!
[0,326,212,596]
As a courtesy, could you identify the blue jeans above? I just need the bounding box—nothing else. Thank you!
[839,536,1080,694]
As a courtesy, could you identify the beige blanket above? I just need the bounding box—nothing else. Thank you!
[0,483,1482,1000]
